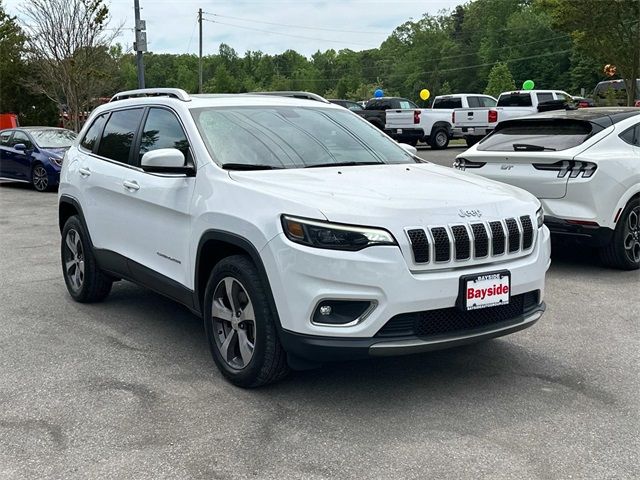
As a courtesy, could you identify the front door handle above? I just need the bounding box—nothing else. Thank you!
[79,167,91,177]
[123,180,140,191]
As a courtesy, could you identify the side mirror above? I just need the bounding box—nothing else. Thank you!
[13,143,26,151]
[398,143,418,156]
[140,148,195,176]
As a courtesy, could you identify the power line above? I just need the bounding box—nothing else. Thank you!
[202,19,379,48]
[202,12,388,35]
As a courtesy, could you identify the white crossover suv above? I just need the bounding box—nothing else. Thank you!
[454,108,640,270]
[59,88,550,387]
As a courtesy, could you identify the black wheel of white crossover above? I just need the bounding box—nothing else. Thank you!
[203,255,289,387]
[600,199,640,270]
[61,216,113,302]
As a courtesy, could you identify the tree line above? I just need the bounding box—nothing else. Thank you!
[1,0,638,129]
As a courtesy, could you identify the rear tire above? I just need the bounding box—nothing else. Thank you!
[61,215,113,302]
[203,255,289,387]
[429,128,450,149]
[599,198,640,270]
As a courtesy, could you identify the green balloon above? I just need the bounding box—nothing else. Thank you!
[523,80,535,90]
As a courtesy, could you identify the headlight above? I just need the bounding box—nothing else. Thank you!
[536,207,544,228]
[49,156,63,167]
[281,215,397,251]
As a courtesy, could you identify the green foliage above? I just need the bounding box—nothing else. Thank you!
[484,62,516,97]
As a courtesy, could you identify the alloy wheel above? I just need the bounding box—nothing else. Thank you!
[32,165,48,191]
[63,229,84,291]
[436,131,448,147]
[211,277,256,370]
[623,206,640,264]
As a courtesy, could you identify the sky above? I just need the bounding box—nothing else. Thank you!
[5,0,462,57]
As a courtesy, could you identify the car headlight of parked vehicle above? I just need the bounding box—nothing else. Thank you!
[282,215,397,251]
[536,207,544,228]
[49,156,63,167]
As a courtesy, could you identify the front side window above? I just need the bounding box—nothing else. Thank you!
[10,132,33,149]
[191,106,415,169]
[139,108,191,164]
[97,109,144,164]
[80,114,108,152]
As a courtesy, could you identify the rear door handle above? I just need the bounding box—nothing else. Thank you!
[79,167,91,177]
[123,180,140,191]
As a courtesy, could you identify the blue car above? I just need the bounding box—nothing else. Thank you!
[0,127,77,192]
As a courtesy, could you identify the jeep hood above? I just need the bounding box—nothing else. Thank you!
[228,163,539,226]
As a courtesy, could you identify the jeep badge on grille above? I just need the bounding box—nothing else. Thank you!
[458,209,483,218]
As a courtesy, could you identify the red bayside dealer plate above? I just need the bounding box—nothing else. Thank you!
[459,271,511,311]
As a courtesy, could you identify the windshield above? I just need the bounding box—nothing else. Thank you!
[30,129,77,148]
[477,120,595,152]
[191,106,416,169]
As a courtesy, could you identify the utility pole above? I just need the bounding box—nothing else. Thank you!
[198,8,203,93]
[134,0,147,89]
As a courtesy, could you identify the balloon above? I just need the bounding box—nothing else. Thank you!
[522,80,535,90]
[374,89,384,98]
[420,89,430,101]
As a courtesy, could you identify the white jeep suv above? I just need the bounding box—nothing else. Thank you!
[455,108,640,270]
[59,88,550,387]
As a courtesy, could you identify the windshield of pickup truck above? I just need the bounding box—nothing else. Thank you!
[191,106,416,169]
[497,93,533,107]
[477,119,595,152]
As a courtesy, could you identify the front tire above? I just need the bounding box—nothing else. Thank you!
[429,128,450,149]
[600,198,640,270]
[61,216,113,302]
[203,255,289,387]
[31,163,50,192]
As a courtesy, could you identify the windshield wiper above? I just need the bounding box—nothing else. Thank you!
[513,143,557,152]
[305,161,384,168]
[222,163,283,170]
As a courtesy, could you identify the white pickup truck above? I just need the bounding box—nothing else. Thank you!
[452,90,573,146]
[385,94,497,149]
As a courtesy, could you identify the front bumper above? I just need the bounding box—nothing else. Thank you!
[280,304,544,363]
[261,227,550,342]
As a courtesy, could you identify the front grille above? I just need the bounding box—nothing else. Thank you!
[471,223,489,257]
[520,216,534,250]
[489,221,506,255]
[375,291,540,338]
[406,215,535,266]
[431,227,450,262]
[407,229,429,263]
[505,218,521,253]
[451,225,470,260]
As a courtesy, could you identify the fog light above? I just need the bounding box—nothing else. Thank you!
[312,300,376,326]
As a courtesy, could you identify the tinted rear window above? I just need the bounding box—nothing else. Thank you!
[477,120,596,152]
[433,97,462,109]
[497,93,533,107]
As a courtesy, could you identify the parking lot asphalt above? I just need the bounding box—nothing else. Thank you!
[1,147,639,479]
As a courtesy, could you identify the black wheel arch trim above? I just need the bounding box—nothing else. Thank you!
[59,195,93,247]
[195,230,284,331]
[430,121,453,137]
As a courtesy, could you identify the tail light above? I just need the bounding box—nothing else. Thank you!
[532,160,597,178]
[488,110,498,123]
[453,157,486,170]
[413,110,421,124]
[578,101,589,108]
[635,100,640,107]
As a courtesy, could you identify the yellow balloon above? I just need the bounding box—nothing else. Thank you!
[420,89,430,101]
